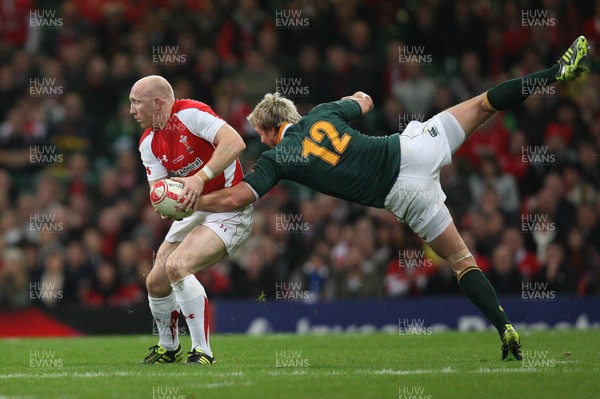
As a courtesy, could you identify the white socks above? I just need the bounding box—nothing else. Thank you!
[148,291,180,351]
[171,275,212,357]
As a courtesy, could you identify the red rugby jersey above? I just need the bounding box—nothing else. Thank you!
[138,99,243,194]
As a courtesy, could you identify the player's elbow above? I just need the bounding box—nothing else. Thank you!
[346,91,373,115]
[237,138,246,154]
[232,136,246,157]
[360,93,374,113]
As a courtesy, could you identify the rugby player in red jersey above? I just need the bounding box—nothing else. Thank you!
[130,75,253,364]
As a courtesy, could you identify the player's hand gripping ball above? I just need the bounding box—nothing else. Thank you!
[150,179,194,220]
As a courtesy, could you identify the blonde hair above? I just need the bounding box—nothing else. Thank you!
[247,92,301,131]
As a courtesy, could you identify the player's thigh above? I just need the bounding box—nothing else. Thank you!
[445,93,494,138]
[166,225,228,281]
[147,240,181,297]
[427,221,475,272]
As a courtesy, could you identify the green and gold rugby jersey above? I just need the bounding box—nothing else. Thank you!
[243,99,401,208]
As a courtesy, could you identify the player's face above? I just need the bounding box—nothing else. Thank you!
[255,127,278,147]
[129,88,154,129]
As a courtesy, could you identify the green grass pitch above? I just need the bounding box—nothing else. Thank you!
[1,330,598,399]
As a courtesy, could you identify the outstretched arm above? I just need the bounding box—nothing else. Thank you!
[341,91,374,116]
[195,181,257,213]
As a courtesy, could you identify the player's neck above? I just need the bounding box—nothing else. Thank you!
[153,111,172,131]
[276,122,290,144]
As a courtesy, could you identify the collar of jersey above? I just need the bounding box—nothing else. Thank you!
[277,122,291,144]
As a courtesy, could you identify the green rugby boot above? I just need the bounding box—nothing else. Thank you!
[556,35,590,81]
[142,344,183,364]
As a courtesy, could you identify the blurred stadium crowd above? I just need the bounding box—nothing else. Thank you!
[1,0,600,309]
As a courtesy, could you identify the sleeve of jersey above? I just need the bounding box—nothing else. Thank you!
[178,107,227,144]
[242,154,281,199]
[139,135,168,181]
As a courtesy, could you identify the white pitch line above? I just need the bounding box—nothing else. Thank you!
[0,371,246,380]
[0,365,586,381]
[355,369,444,375]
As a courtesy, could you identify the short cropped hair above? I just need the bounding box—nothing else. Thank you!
[247,92,302,131]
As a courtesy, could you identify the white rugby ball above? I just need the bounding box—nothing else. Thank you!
[150,179,194,219]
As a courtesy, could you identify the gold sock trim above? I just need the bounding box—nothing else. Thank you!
[456,265,481,283]
[483,92,497,112]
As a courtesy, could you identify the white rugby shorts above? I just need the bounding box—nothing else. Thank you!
[165,205,253,256]
[384,111,465,242]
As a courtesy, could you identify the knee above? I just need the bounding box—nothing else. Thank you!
[146,270,171,297]
[165,255,190,283]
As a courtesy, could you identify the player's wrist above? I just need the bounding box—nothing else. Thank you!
[195,166,215,184]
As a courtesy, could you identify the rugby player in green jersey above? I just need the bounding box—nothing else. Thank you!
[182,36,590,361]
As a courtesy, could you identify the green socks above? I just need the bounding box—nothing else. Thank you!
[458,267,511,336]
[486,63,560,111]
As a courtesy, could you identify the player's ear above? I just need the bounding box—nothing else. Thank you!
[269,127,278,137]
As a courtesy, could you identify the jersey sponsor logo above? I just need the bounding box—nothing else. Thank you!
[173,154,185,164]
[146,166,152,176]
[427,126,439,137]
[159,154,168,163]
[170,157,203,177]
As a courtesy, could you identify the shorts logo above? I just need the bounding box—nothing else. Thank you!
[220,224,228,232]
[427,126,439,137]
